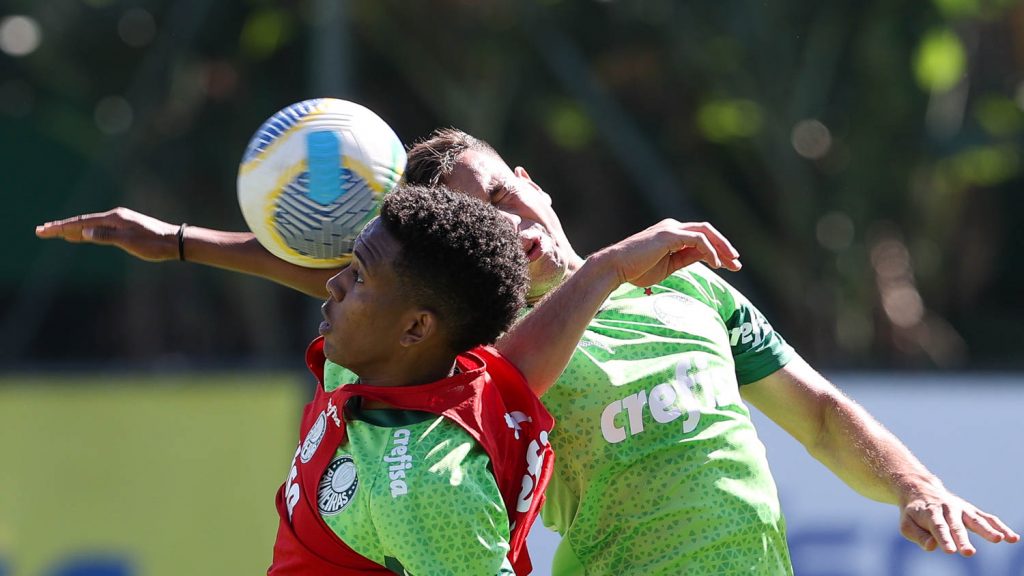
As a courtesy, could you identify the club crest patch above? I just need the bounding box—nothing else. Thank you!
[300,412,327,463]
[318,455,358,515]
[652,294,706,330]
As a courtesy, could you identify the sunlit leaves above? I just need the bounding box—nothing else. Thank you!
[696,99,762,142]
[240,8,293,60]
[913,29,965,93]
[932,0,982,18]
[975,96,1024,137]
[545,101,595,150]
[932,0,1019,19]
[939,145,1019,187]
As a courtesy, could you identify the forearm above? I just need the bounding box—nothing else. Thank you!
[182,226,335,299]
[757,359,942,505]
[809,390,942,505]
[747,360,1019,554]
[497,254,620,396]
[36,208,336,299]
[815,387,1021,554]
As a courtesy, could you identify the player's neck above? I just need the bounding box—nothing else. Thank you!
[358,359,459,410]
[355,350,459,390]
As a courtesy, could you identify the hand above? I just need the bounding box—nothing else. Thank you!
[35,207,180,262]
[899,484,1020,556]
[592,219,741,288]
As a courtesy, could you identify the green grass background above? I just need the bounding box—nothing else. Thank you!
[0,374,305,576]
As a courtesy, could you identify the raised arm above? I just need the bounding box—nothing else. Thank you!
[741,358,1020,556]
[35,207,334,298]
[497,220,741,397]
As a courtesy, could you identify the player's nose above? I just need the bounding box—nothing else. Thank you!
[499,210,523,231]
[325,271,345,301]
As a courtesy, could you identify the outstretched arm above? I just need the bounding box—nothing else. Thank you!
[35,207,334,298]
[741,358,1020,556]
[497,220,742,397]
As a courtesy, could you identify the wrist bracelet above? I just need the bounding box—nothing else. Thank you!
[177,223,188,261]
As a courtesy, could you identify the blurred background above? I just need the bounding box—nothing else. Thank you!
[1,1,1022,575]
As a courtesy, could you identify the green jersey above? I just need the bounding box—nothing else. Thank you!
[542,264,795,575]
[318,362,515,576]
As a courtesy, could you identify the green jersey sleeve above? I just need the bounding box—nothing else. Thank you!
[681,265,794,384]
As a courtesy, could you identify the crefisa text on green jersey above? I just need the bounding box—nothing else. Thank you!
[600,356,741,443]
[385,429,413,497]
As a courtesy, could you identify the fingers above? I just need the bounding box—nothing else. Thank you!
[679,221,741,270]
[673,229,722,270]
[943,505,976,556]
[902,492,1021,558]
[984,511,1021,543]
[963,511,1004,543]
[906,502,984,556]
[35,212,112,242]
[602,218,743,288]
[901,515,938,552]
[655,220,741,272]
[922,504,971,555]
[966,508,1020,544]
[922,506,959,554]
[81,226,124,245]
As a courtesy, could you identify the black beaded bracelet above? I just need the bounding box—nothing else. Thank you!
[177,223,188,261]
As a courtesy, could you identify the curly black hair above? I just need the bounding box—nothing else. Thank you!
[378,183,528,353]
[404,127,503,187]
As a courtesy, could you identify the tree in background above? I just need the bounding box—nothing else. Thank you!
[3,0,1022,369]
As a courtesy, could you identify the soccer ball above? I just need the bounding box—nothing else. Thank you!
[237,98,406,268]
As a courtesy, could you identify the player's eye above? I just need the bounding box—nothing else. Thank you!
[351,268,363,284]
[491,184,510,205]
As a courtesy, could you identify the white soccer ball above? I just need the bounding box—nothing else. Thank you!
[237,98,406,268]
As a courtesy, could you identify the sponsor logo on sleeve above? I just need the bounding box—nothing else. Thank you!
[729,316,773,348]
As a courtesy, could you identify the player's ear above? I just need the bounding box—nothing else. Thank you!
[399,309,437,348]
[514,166,551,202]
[514,166,536,186]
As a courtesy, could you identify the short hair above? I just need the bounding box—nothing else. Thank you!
[404,127,502,187]
[379,183,528,352]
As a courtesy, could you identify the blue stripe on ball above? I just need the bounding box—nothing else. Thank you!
[306,130,343,205]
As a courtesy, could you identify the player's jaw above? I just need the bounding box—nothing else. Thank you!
[520,226,572,303]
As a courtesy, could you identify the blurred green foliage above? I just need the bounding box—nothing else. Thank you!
[914,29,965,92]
[2,0,1023,370]
[696,99,762,142]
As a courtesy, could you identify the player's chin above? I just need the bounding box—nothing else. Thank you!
[526,262,568,301]
[321,339,341,364]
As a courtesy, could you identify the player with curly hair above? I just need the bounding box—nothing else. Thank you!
[38,182,741,575]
